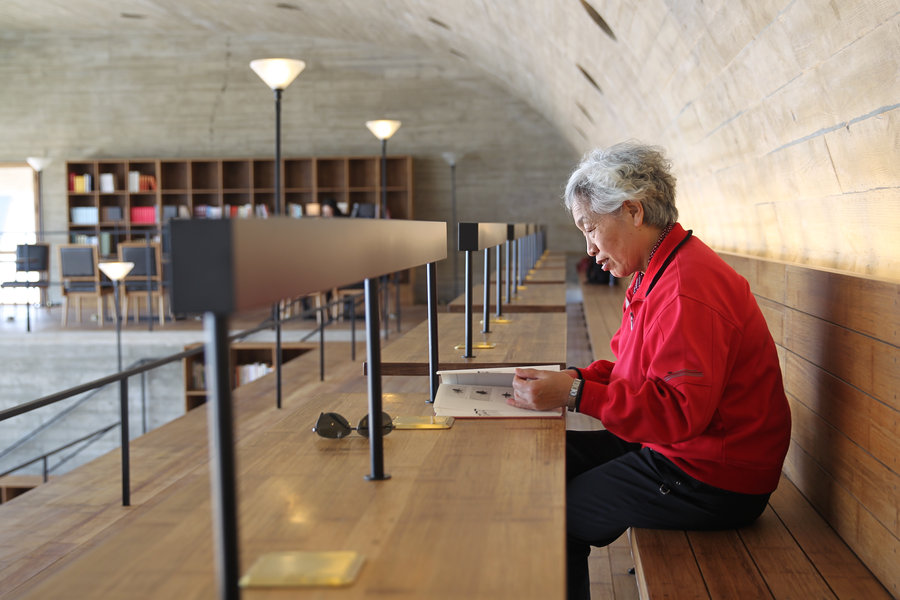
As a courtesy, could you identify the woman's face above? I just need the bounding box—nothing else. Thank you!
[572,200,646,278]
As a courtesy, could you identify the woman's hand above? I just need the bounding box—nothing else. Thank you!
[509,368,577,411]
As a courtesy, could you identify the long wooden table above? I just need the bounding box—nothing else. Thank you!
[376,312,567,376]
[9,391,566,599]
[447,283,566,313]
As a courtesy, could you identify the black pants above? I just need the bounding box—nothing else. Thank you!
[566,430,770,600]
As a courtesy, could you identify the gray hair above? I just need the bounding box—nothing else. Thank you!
[563,141,678,228]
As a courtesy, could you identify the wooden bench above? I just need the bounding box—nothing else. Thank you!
[580,255,898,598]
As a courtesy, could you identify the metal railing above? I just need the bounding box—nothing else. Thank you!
[0,291,365,506]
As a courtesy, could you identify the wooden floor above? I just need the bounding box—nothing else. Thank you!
[1,289,638,600]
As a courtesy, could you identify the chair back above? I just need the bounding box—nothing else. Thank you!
[119,241,162,291]
[15,243,50,273]
[59,244,101,292]
[120,243,159,277]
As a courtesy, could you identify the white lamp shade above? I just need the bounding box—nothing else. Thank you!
[250,58,306,90]
[365,120,402,141]
[99,261,135,281]
[26,157,52,172]
[442,152,457,167]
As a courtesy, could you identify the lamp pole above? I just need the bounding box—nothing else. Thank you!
[98,261,134,507]
[251,58,305,410]
[365,120,402,339]
[442,153,458,300]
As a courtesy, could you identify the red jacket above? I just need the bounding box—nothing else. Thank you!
[579,224,791,494]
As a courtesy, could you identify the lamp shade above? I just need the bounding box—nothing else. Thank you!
[99,261,135,281]
[441,152,457,167]
[250,58,306,90]
[365,120,402,141]
[26,157,52,172]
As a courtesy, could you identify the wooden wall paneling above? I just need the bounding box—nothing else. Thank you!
[756,296,785,345]
[785,352,899,474]
[785,265,900,346]
[782,443,900,598]
[785,392,898,538]
[783,307,898,410]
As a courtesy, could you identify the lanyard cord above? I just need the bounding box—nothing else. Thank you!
[644,230,693,297]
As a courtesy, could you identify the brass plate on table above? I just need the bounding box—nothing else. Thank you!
[481,317,513,325]
[454,342,497,350]
[392,415,455,430]
[239,551,364,588]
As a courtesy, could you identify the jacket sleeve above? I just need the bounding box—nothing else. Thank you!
[578,297,740,445]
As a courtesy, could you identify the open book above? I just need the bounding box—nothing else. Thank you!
[433,365,563,418]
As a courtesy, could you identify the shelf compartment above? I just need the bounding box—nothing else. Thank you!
[315,158,347,189]
[348,158,378,188]
[253,160,275,189]
[284,159,313,189]
[191,160,220,191]
[160,161,189,191]
[222,159,251,190]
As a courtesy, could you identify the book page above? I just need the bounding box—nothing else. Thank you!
[433,365,562,418]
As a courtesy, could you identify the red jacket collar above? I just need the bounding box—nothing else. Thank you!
[627,222,690,300]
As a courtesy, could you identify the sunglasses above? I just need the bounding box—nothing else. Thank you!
[312,411,394,439]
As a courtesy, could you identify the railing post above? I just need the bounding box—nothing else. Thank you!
[119,377,130,507]
[203,312,240,600]
[481,247,491,334]
[274,302,282,409]
[319,305,326,382]
[427,261,439,403]
[364,277,389,481]
[463,250,474,358]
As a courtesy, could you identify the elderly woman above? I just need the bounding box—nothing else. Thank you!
[509,141,791,600]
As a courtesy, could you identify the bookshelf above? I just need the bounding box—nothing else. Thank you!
[183,342,314,411]
[66,155,414,257]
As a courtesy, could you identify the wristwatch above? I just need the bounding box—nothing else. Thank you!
[566,378,584,412]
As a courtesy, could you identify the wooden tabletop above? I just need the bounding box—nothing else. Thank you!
[11,392,566,599]
[447,283,566,313]
[376,312,567,376]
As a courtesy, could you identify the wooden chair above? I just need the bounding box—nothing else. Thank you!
[59,244,113,326]
[1,243,50,331]
[118,241,166,325]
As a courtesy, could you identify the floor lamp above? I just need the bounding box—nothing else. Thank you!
[98,260,134,507]
[365,119,401,339]
[250,58,305,410]
[26,157,51,243]
[442,152,458,300]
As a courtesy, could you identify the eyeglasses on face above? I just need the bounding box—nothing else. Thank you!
[312,411,394,439]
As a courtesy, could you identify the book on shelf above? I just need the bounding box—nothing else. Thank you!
[99,232,112,257]
[130,205,157,224]
[101,205,124,222]
[99,173,116,193]
[433,365,564,418]
[178,205,191,218]
[69,173,93,193]
[235,362,274,387]
[70,206,99,225]
[191,362,206,390]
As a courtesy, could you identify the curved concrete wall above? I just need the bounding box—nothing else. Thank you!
[1,0,897,280]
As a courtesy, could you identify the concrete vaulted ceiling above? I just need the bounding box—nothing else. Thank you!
[2,0,898,278]
[2,0,633,150]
